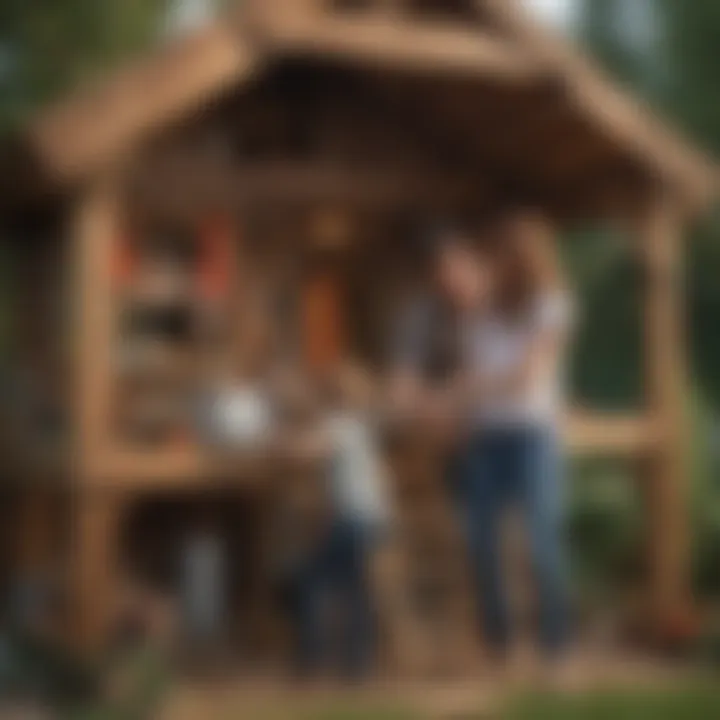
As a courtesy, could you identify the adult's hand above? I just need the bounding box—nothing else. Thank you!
[387,370,425,421]
[419,387,461,444]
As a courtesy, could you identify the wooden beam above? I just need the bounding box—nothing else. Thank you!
[130,160,486,219]
[254,11,542,81]
[70,490,125,654]
[14,491,57,580]
[69,178,127,655]
[566,411,659,458]
[97,447,280,490]
[73,176,120,481]
[638,193,692,640]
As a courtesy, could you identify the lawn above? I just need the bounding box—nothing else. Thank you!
[222,684,720,720]
[505,685,720,720]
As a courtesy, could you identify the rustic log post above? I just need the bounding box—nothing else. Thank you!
[70,490,125,653]
[639,191,691,641]
[70,176,123,652]
[73,176,120,478]
[15,491,56,582]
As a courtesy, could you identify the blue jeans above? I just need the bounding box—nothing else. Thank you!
[465,426,569,655]
[288,520,374,678]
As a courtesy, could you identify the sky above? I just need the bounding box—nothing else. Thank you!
[165,0,579,38]
[168,0,577,37]
[525,0,577,28]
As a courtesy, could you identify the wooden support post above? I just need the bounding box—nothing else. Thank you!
[15,490,56,582]
[639,193,691,642]
[70,490,125,654]
[70,177,123,652]
[73,176,120,479]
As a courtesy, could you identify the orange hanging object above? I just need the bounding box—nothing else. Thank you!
[112,232,136,287]
[302,268,346,373]
[198,215,235,302]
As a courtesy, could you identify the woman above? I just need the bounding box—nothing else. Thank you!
[462,210,574,664]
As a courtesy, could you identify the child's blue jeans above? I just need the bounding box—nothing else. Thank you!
[289,520,375,678]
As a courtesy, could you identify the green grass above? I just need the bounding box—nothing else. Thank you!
[65,682,720,719]
[505,685,720,720]
[298,710,417,720]
[259,685,720,720]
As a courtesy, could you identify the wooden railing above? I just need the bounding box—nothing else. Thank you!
[89,409,658,489]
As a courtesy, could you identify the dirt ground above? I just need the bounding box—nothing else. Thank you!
[158,649,702,720]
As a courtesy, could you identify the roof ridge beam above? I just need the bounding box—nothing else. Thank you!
[250,9,545,81]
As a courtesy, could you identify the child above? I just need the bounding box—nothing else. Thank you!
[324,364,393,536]
[282,362,394,681]
[265,366,334,679]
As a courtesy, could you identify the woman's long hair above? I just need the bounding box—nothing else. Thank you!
[490,210,565,320]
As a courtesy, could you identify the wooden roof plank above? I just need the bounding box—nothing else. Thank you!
[3,0,715,215]
[254,11,543,81]
[477,0,718,210]
[29,25,261,183]
[128,159,486,220]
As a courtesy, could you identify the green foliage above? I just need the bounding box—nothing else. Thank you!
[579,0,720,412]
[687,387,720,598]
[655,0,720,413]
[579,0,648,89]
[574,0,720,606]
[656,0,720,155]
[0,0,170,131]
[562,229,643,410]
[0,629,95,708]
[567,459,642,601]
[67,644,170,720]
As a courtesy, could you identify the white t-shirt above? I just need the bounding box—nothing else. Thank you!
[466,292,574,428]
[326,412,393,529]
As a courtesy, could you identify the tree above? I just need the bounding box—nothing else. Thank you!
[575,0,720,410]
[578,0,652,92]
[577,0,720,602]
[652,0,720,410]
[566,1,655,411]
[656,0,720,154]
[0,0,170,131]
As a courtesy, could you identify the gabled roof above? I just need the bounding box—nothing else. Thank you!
[2,0,716,217]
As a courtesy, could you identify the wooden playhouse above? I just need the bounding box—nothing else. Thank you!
[0,0,716,665]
